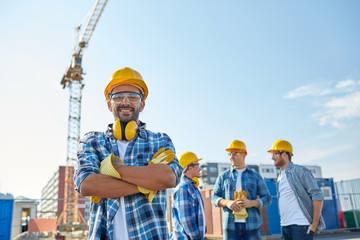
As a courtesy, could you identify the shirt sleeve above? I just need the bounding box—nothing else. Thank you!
[173,186,203,239]
[211,173,224,207]
[160,133,183,186]
[300,167,324,201]
[74,132,104,194]
[256,174,272,208]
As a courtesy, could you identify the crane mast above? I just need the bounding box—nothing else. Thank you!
[58,0,108,231]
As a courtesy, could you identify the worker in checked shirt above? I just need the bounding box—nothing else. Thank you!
[74,67,183,240]
[268,140,325,240]
[170,151,206,240]
[211,140,271,240]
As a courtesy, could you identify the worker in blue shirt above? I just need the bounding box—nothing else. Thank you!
[211,140,271,240]
[74,67,183,240]
[171,151,206,240]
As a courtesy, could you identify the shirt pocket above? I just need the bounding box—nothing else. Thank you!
[191,193,199,207]
[130,153,152,166]
[245,179,257,199]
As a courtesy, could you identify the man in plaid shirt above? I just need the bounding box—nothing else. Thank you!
[211,140,271,240]
[74,67,183,240]
[170,152,206,239]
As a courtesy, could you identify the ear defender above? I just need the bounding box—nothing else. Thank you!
[112,120,138,141]
[192,177,199,187]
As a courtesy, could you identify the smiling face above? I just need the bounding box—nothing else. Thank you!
[107,84,145,123]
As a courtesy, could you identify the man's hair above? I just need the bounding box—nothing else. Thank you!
[286,152,292,161]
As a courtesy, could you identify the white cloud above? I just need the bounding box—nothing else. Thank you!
[285,78,360,128]
[284,84,331,99]
[296,144,353,164]
[312,91,360,128]
[335,79,357,89]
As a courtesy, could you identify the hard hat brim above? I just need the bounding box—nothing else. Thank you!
[104,78,148,101]
[267,149,293,156]
[226,148,247,154]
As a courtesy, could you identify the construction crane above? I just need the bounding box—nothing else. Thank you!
[58,0,108,231]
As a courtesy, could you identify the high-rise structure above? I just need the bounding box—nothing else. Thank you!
[40,166,87,222]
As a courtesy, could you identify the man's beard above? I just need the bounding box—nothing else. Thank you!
[115,106,140,123]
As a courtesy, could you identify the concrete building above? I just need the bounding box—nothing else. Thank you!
[40,166,88,222]
[199,162,232,189]
[11,196,39,239]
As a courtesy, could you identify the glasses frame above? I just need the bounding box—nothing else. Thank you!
[272,151,283,157]
[110,91,143,103]
[228,151,245,156]
[189,163,200,167]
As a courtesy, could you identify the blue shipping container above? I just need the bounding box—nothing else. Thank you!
[265,178,340,235]
[0,199,14,240]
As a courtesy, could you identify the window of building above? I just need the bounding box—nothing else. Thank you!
[209,167,217,174]
[210,177,217,184]
[21,208,30,232]
[262,168,274,173]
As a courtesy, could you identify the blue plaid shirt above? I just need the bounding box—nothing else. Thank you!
[278,162,326,231]
[170,176,206,240]
[211,166,271,231]
[74,122,183,240]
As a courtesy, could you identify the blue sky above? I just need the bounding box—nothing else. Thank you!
[1,0,359,200]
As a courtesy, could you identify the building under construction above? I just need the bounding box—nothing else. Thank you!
[40,166,88,230]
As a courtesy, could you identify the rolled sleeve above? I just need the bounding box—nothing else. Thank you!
[161,133,183,185]
[211,174,224,207]
[257,175,271,208]
[302,169,324,201]
[74,132,104,194]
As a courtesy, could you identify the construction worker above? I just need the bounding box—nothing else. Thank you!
[74,67,183,240]
[211,140,271,240]
[170,152,206,240]
[268,140,325,240]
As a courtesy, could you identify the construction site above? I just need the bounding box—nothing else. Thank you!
[1,0,360,240]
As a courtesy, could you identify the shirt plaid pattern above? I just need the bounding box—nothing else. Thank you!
[170,176,206,240]
[211,166,271,231]
[74,122,183,240]
[278,162,326,231]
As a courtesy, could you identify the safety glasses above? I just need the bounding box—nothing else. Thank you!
[228,151,245,156]
[272,151,283,157]
[110,91,143,103]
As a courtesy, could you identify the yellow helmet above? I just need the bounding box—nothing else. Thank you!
[226,140,247,154]
[104,67,149,101]
[179,152,202,168]
[267,140,293,156]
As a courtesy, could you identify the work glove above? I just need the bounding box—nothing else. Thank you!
[148,148,175,165]
[233,190,248,219]
[89,154,125,203]
[137,148,175,202]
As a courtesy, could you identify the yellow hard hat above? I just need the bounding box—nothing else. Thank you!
[104,67,149,101]
[179,152,202,168]
[267,140,293,156]
[226,140,247,153]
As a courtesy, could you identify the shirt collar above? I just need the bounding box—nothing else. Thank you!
[284,161,294,172]
[182,175,195,185]
[230,165,250,180]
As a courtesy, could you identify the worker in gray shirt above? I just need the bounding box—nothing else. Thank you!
[268,140,325,240]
